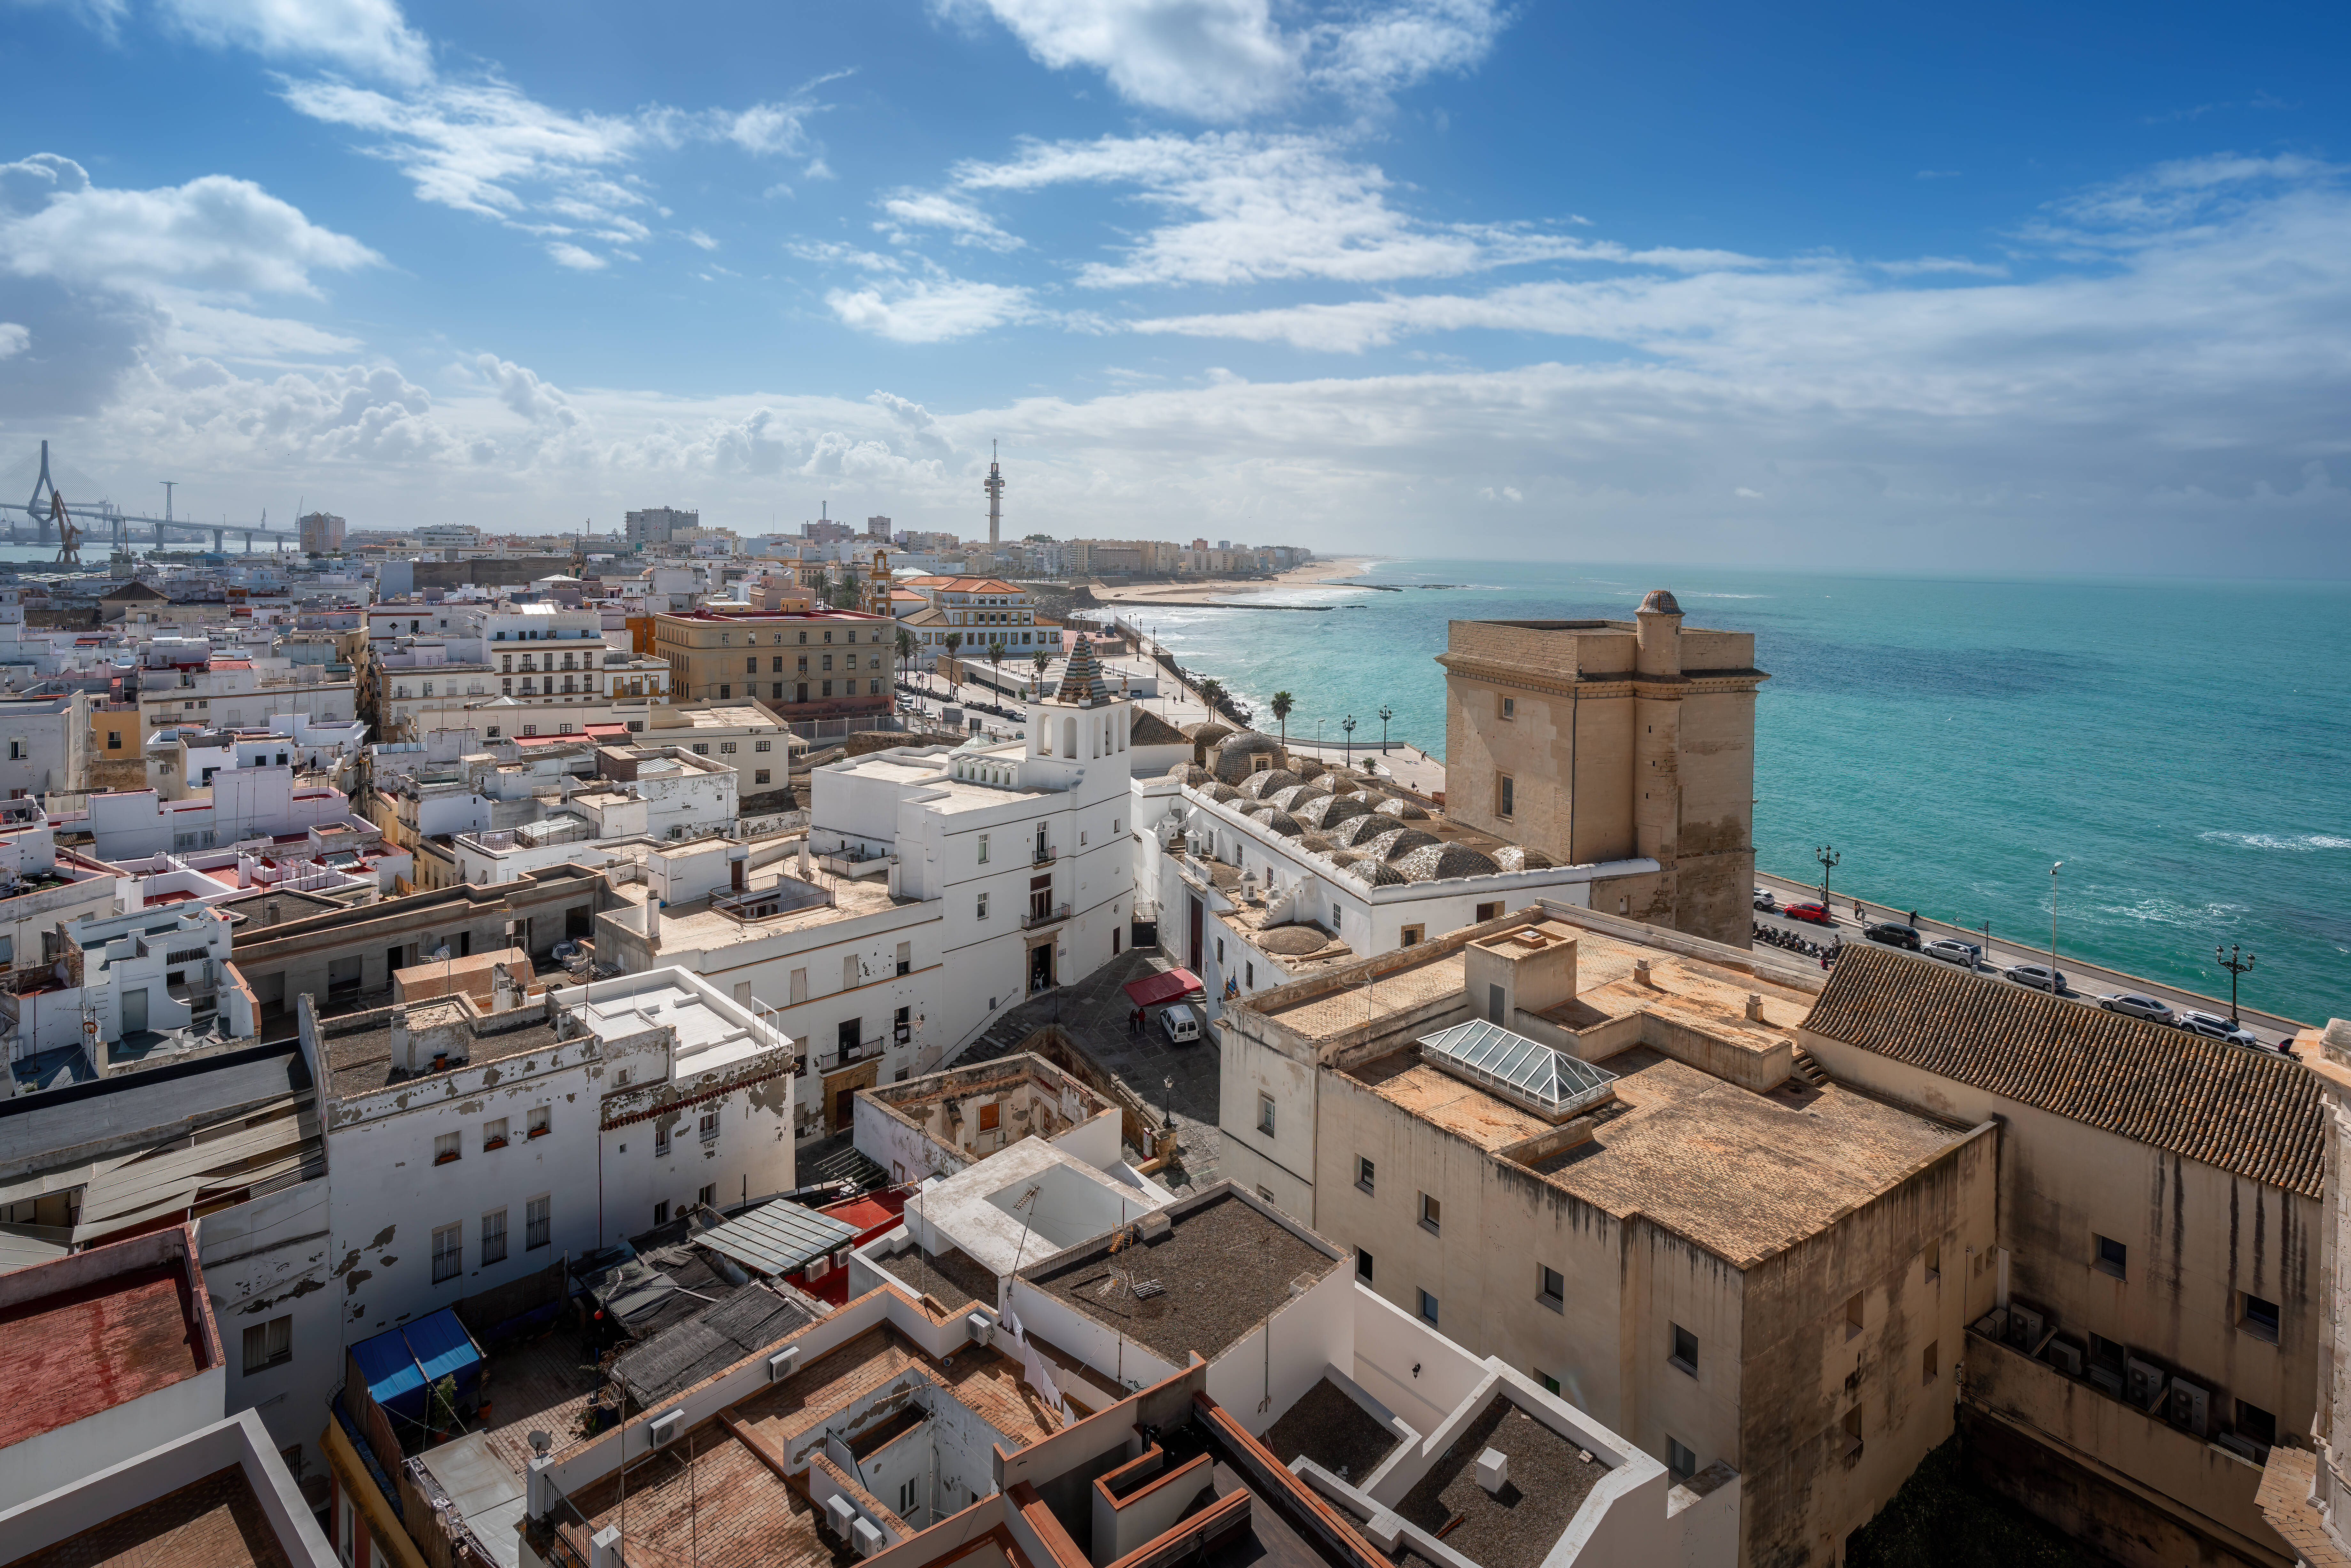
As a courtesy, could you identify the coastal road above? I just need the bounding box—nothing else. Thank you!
[1751,870,2308,1044]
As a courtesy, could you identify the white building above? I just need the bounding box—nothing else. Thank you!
[312,964,800,1346]
[72,770,372,861]
[0,692,90,800]
[451,746,739,886]
[813,638,1138,1055]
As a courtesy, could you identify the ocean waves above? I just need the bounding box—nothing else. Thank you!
[2198,831,2351,852]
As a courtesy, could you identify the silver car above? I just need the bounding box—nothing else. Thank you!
[2177,1011,2260,1047]
[2004,963,2068,993]
[1921,937,1980,967]
[2099,992,2175,1025]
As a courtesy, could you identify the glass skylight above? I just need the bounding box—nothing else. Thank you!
[1417,1019,1617,1121]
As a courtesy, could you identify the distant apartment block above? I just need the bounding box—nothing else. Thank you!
[626,505,698,547]
[299,510,345,554]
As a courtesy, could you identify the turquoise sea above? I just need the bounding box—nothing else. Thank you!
[1132,560,2351,1026]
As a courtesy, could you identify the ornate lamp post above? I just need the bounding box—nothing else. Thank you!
[1377,705,1394,754]
[1814,844,1839,910]
[2216,943,2256,1027]
[1342,714,1356,768]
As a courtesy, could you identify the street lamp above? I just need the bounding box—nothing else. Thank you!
[2216,943,2256,1027]
[1342,714,1356,768]
[1814,844,1839,911]
[1377,705,1393,754]
[2047,861,2064,1035]
[1163,1075,1176,1131]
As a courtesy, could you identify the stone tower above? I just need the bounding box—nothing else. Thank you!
[1436,589,1766,948]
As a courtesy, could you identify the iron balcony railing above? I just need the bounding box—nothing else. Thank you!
[1022,902,1071,930]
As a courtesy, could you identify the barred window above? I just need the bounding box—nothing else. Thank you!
[526,1194,551,1251]
[241,1314,292,1373]
[431,1222,462,1284]
[481,1207,508,1267]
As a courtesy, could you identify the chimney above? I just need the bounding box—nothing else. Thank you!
[643,900,661,947]
[392,1013,412,1069]
[1745,993,1765,1022]
[798,837,812,879]
[1476,1448,1509,1495]
[1633,959,1653,987]
[265,900,280,927]
[492,964,519,1013]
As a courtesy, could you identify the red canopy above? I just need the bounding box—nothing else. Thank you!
[1123,968,1205,1008]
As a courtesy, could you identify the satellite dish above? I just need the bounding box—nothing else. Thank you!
[432,946,453,962]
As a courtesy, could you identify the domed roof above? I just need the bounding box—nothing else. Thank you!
[1268,783,1329,812]
[1187,722,1234,746]
[1296,794,1372,831]
[1492,846,1556,872]
[1393,843,1503,882]
[1329,814,1391,848]
[1201,782,1243,803]
[1257,923,1336,956]
[1175,763,1210,783]
[1236,767,1301,799]
[1235,800,1274,818]
[1639,588,1682,616]
[1292,757,1329,781]
[1211,731,1288,785]
[1297,833,1337,855]
[1259,811,1305,838]
[1326,849,1362,867]
[1373,796,1429,821]
[1358,861,1408,887]
[1363,827,1442,862]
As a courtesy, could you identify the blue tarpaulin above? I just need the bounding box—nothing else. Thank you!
[348,1309,485,1423]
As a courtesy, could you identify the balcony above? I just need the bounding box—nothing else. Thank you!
[816,1039,885,1074]
[1031,848,1056,866]
[1022,901,1071,931]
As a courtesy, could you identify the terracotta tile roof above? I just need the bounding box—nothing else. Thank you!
[1804,943,2325,1197]
[14,1465,293,1568]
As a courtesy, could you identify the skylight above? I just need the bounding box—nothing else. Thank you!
[1417,1019,1617,1122]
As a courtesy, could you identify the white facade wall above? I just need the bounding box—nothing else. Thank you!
[198,1176,340,1472]
[0,695,88,797]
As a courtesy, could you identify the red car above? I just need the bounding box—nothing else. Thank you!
[1782,901,1834,926]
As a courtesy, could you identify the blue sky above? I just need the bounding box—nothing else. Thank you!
[3,0,2347,572]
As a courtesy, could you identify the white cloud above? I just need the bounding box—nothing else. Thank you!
[877,190,1024,251]
[945,131,1653,290]
[545,242,607,270]
[939,0,1506,119]
[683,228,719,251]
[0,323,27,360]
[158,0,431,84]
[825,277,1040,342]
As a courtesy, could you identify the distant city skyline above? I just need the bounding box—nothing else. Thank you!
[3,0,2347,577]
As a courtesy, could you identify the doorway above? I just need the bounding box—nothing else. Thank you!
[1028,942,1053,994]
[1189,897,1204,972]
[122,989,148,1035]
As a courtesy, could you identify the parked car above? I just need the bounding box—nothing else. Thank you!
[1782,901,1833,926]
[1863,922,1922,951]
[1921,937,1981,967]
[2177,1010,2259,1046]
[2004,963,2068,993]
[2099,992,2176,1025]
[1753,887,1778,911]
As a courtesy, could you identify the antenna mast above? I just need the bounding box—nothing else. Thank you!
[983,442,1005,548]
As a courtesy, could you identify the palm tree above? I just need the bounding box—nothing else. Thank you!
[1270,690,1293,747]
[896,627,915,684]
[1030,646,1051,696]
[988,640,1007,704]
[1196,676,1225,718]
[944,631,962,698]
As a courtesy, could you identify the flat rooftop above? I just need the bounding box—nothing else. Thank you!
[612,866,900,951]
[1389,1396,1608,1568]
[1019,1190,1343,1366]
[321,1003,562,1096]
[876,1244,996,1313]
[0,1260,209,1448]
[1349,1045,1966,1267]
[1258,1376,1399,1484]
[13,1465,295,1568]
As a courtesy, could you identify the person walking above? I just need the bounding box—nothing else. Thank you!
[1907,909,1919,928]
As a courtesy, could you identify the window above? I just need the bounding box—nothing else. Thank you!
[1844,1292,1864,1338]
[526,1194,550,1250]
[1497,774,1515,818]
[1258,1094,1276,1135]
[977,892,989,920]
[1667,1437,1696,1482]
[720,741,738,754]
[1259,1185,1277,1205]
[481,1207,508,1267]
[978,1102,1001,1132]
[529,1106,550,1138]
[654,1200,670,1226]
[434,1132,461,1165]
[1922,1339,1939,1383]
[655,1121,671,1155]
[720,684,732,699]
[1420,1193,1441,1233]
[432,1222,462,1284]
[1539,1266,1565,1311]
[978,833,990,864]
[482,1118,508,1151]
[7,739,22,760]
[1245,961,1255,988]
[1356,1157,1375,1194]
[1357,1248,1374,1281]
[755,739,772,752]
[1475,901,1503,922]
[1499,695,1516,720]
[242,1314,292,1373]
[699,1110,721,1141]
[692,743,710,756]
[2237,1401,2277,1450]
[746,657,757,673]
[1670,1323,1698,1376]
[2241,1292,2281,1343]
[755,769,770,784]
[1331,903,1343,929]
[2095,1234,2128,1279]
[1400,924,1424,947]
[1923,1238,1941,1283]
[1418,1289,1439,1325]
[1840,1407,1863,1459]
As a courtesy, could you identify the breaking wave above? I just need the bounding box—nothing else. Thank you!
[2198,831,2351,852]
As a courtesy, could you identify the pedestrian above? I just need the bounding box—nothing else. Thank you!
[1907,909,1918,928]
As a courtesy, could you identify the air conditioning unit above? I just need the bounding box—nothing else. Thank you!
[2126,1356,2168,1410]
[2043,1337,2083,1377]
[853,1518,885,1556]
[806,1255,831,1281]
[2006,1303,2046,1350]
[768,1346,800,1382]
[965,1311,995,1348]
[2168,1378,2210,1438]
[649,1409,683,1448]
[825,1495,857,1537]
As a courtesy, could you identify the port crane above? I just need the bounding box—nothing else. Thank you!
[17,440,302,554]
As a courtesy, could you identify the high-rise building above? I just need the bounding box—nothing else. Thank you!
[803,519,855,544]
[626,506,698,547]
[299,510,345,554]
[866,515,892,539]
[1440,589,1766,947]
[983,444,1004,546]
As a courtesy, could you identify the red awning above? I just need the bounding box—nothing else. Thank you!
[583,723,629,736]
[1123,968,1205,1008]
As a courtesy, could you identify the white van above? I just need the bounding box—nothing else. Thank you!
[1160,1004,1202,1045]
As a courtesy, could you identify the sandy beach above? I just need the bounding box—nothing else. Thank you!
[1088,555,1380,603]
